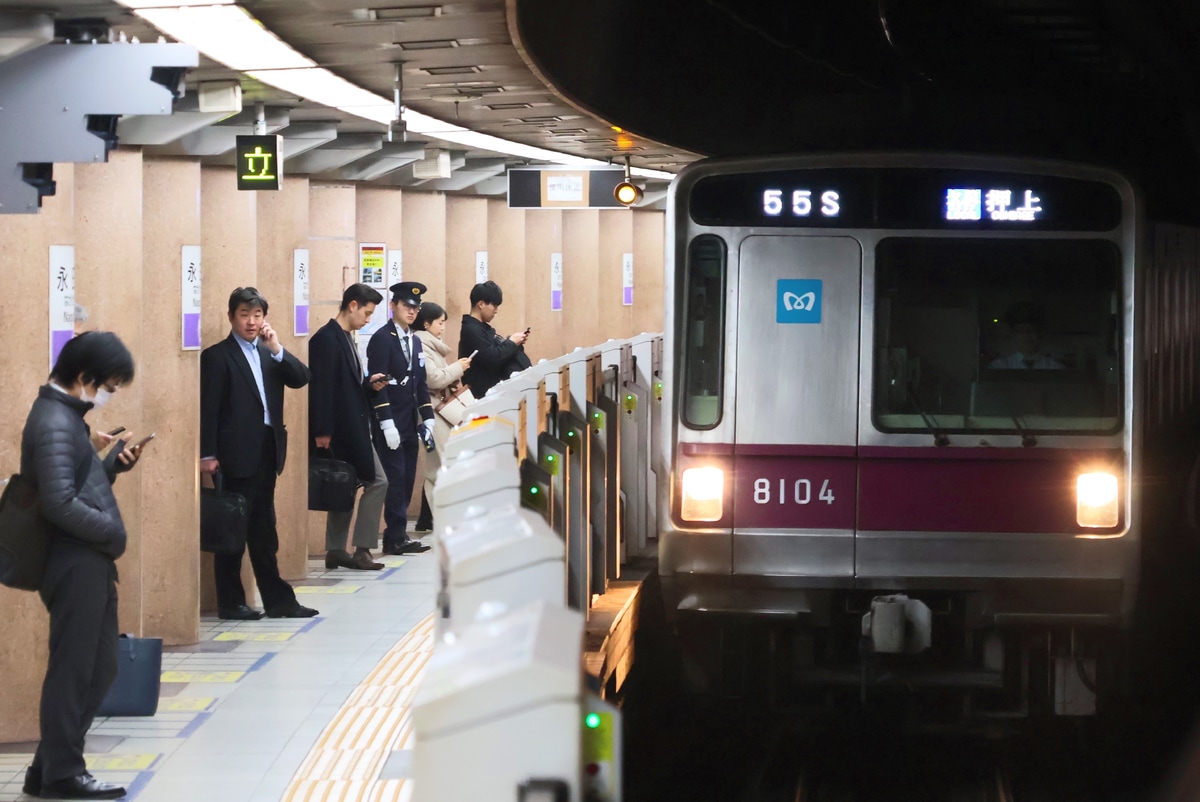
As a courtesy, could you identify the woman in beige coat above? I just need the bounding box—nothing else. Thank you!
[414,302,472,531]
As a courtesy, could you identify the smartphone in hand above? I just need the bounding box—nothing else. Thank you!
[131,432,156,450]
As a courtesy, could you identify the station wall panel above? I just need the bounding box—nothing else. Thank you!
[0,165,75,743]
[258,177,312,583]
[75,150,147,634]
[524,209,564,364]
[564,209,602,351]
[141,157,202,644]
[599,210,636,345]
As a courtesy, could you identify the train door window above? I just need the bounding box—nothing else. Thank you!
[873,237,1122,435]
[681,235,727,429]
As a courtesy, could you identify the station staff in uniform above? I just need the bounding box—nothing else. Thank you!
[367,281,434,555]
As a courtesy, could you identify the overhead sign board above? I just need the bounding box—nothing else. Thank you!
[236,135,283,191]
[507,168,627,209]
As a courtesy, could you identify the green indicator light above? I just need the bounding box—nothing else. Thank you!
[585,713,601,729]
[593,412,601,419]
[568,430,576,437]
[547,455,556,462]
[625,395,634,402]
[530,486,539,495]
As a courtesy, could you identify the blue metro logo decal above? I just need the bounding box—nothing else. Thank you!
[776,279,823,324]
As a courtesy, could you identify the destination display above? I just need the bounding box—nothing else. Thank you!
[687,167,1123,231]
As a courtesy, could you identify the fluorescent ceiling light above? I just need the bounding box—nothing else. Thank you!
[116,0,233,7]
[129,2,679,179]
[136,6,313,71]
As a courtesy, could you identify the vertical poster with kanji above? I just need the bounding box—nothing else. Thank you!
[182,245,202,350]
[294,248,309,336]
[49,245,74,369]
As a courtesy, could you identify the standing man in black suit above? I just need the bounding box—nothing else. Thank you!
[309,283,391,570]
[367,281,434,555]
[200,287,317,620]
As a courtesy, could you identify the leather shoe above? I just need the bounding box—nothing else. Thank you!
[24,765,40,796]
[266,603,319,618]
[40,773,126,799]
[384,540,430,555]
[348,550,384,570]
[217,604,264,620]
[324,550,354,569]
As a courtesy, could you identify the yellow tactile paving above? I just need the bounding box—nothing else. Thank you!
[281,614,435,802]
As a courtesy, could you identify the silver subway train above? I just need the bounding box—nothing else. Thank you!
[658,153,1200,718]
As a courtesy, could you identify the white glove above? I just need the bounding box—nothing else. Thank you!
[380,418,401,450]
[423,419,435,438]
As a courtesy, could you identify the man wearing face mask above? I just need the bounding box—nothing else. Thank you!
[21,332,146,801]
[200,287,315,620]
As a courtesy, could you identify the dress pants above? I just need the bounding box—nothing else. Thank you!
[326,447,388,551]
[216,428,297,612]
[378,436,419,550]
[34,543,118,785]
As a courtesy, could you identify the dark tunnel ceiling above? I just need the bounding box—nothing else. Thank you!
[513,0,1200,223]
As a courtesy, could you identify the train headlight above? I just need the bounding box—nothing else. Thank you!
[681,467,724,522]
[1077,472,1118,528]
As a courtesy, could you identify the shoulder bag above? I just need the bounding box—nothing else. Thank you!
[0,474,54,591]
[200,470,248,555]
[308,448,358,512]
[436,382,476,428]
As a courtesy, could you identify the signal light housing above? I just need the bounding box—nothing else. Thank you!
[614,180,642,207]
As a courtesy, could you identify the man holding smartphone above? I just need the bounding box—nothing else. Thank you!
[367,281,434,555]
[200,287,315,619]
[458,280,531,398]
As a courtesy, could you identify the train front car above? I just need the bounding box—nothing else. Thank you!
[660,155,1139,720]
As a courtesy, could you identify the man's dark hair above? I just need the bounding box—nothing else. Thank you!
[50,331,135,388]
[340,283,384,311]
[469,280,503,308]
[416,302,447,331]
[228,286,268,317]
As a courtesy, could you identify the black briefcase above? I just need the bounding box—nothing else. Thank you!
[0,474,54,591]
[308,450,358,512]
[96,634,162,717]
[200,471,248,555]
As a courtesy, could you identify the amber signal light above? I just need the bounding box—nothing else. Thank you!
[614,181,642,207]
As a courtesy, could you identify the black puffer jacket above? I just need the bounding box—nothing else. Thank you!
[20,385,127,559]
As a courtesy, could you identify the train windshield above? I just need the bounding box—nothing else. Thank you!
[873,237,1122,435]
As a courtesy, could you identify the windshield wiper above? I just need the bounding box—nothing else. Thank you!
[907,387,949,447]
[997,392,1037,447]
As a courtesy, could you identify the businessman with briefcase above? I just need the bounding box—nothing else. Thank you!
[200,287,317,620]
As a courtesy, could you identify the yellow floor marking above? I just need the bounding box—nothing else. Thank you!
[159,697,215,712]
[85,754,158,771]
[377,558,407,568]
[160,670,245,683]
[295,585,363,595]
[282,613,433,802]
[214,631,294,642]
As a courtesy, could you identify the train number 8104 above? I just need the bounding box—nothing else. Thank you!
[753,478,836,505]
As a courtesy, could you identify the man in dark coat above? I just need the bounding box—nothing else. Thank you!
[22,331,144,801]
[458,280,531,398]
[309,283,391,570]
[200,287,316,620]
[367,281,434,555]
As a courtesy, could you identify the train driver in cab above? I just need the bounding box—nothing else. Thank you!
[988,301,1065,370]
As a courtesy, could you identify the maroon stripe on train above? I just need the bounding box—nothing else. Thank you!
[858,449,1124,533]
[679,442,735,456]
[733,454,858,529]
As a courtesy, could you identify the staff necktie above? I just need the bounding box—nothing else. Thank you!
[401,334,411,368]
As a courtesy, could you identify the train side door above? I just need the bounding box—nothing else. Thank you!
[732,235,861,578]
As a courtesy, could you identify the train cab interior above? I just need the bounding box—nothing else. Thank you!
[873,237,1122,436]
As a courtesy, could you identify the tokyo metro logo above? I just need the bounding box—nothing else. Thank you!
[776,279,823,324]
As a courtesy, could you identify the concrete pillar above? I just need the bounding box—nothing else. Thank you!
[633,210,666,335]
[524,210,563,364]
[401,192,448,345]
[256,178,312,574]
[599,210,635,340]
[563,209,601,351]
[0,164,76,742]
[74,149,146,634]
[445,197,487,356]
[199,166,258,611]
[140,157,202,644]
[486,200,526,352]
[306,182,357,556]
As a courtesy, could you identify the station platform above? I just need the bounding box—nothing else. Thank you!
[0,542,654,802]
[0,549,437,802]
